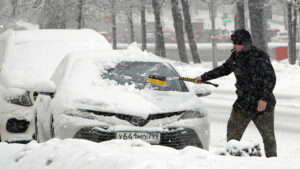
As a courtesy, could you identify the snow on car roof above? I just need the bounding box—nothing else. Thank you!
[51,43,170,85]
[0,29,112,90]
[0,29,106,42]
[51,43,168,82]
[64,42,168,64]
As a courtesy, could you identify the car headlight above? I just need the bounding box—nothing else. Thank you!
[179,110,207,120]
[3,90,33,107]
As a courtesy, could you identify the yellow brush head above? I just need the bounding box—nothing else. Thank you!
[147,75,167,86]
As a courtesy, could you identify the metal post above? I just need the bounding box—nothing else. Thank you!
[210,0,218,68]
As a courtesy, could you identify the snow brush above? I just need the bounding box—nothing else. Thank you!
[147,75,219,87]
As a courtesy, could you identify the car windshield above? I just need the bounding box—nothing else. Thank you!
[102,61,187,92]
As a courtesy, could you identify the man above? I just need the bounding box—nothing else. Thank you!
[194,29,277,157]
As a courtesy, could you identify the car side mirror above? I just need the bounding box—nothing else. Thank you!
[34,80,56,99]
[192,85,211,97]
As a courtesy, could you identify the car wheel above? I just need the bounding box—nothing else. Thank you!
[50,114,55,138]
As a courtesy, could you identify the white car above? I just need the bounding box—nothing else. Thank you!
[0,29,112,143]
[34,49,210,150]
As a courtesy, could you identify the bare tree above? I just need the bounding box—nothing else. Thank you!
[112,0,117,49]
[248,0,267,51]
[235,0,245,29]
[41,0,66,29]
[181,0,200,63]
[119,0,137,44]
[36,0,84,29]
[127,5,135,43]
[171,0,188,63]
[286,1,297,65]
[138,0,153,51]
[140,0,147,51]
[209,0,218,68]
[152,0,166,57]
[11,0,18,17]
[87,0,128,49]
[0,0,12,32]
[77,0,83,29]
[292,2,297,65]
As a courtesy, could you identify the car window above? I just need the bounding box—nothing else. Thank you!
[102,61,187,92]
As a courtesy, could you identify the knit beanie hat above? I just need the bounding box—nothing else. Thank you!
[231,29,252,46]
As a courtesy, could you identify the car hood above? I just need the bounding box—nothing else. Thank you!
[53,85,205,119]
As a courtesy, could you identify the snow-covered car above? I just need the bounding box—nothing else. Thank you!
[34,48,210,150]
[0,29,112,143]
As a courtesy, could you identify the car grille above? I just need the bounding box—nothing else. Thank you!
[160,128,203,149]
[6,140,32,144]
[74,127,115,143]
[80,109,184,127]
[74,127,202,149]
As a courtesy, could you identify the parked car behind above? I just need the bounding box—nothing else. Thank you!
[34,49,210,150]
[99,31,112,43]
[0,29,112,143]
[270,31,288,42]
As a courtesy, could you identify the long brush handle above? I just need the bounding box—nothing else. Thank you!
[179,77,219,87]
[179,77,195,82]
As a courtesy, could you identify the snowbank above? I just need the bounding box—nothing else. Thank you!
[0,139,299,169]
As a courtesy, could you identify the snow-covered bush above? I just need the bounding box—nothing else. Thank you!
[225,140,262,157]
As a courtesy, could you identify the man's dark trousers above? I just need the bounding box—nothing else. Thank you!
[227,109,277,157]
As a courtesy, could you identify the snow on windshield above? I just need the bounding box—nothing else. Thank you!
[68,60,185,92]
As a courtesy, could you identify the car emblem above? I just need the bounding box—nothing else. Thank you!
[129,116,149,126]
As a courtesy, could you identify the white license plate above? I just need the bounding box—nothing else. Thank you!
[116,132,161,144]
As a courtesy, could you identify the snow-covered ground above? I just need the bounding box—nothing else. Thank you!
[0,53,299,169]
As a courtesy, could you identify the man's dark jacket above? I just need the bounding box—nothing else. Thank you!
[201,45,276,116]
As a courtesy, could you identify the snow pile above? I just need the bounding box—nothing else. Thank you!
[33,80,56,93]
[0,139,299,169]
[0,139,206,169]
[213,140,261,157]
[225,140,261,157]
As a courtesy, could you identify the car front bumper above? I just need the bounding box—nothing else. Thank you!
[74,127,203,149]
[54,113,210,150]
